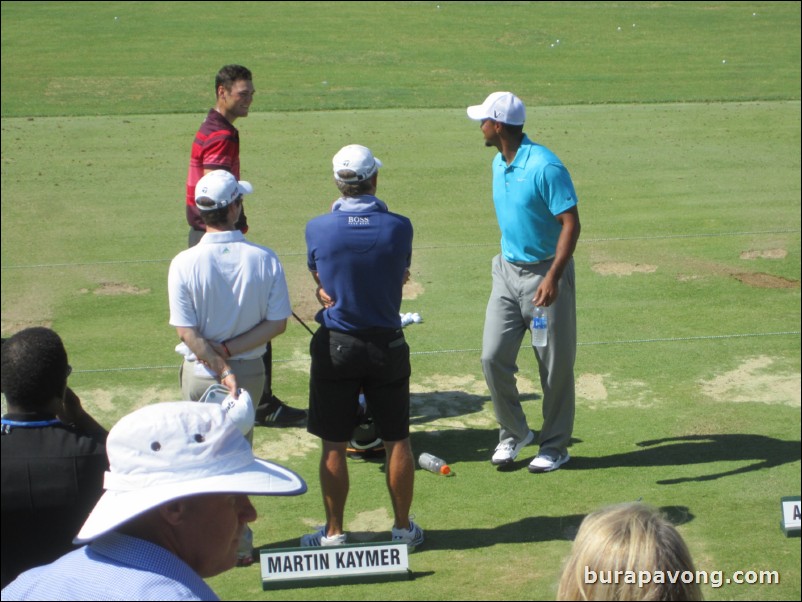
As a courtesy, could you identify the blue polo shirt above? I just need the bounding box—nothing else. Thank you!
[306,195,413,332]
[491,135,578,263]
[1,531,219,600]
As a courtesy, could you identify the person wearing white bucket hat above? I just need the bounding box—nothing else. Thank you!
[1,401,306,601]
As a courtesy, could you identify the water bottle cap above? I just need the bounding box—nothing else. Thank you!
[440,465,451,475]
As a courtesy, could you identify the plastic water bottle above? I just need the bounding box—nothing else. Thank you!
[418,453,451,475]
[531,305,548,347]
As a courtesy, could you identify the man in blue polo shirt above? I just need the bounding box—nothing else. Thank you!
[301,145,423,550]
[467,91,581,473]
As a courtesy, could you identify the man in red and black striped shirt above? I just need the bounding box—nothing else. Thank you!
[182,65,307,429]
[185,64,253,247]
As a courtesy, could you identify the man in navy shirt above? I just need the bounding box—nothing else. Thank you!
[301,145,423,550]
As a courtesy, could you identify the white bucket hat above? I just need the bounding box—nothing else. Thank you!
[332,144,382,183]
[74,401,306,544]
[467,91,526,126]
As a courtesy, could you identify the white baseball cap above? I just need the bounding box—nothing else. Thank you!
[74,401,306,544]
[194,169,253,211]
[332,144,382,183]
[198,384,255,437]
[467,91,526,126]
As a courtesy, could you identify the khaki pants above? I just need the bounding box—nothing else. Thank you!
[179,356,263,556]
[480,254,577,455]
[179,357,265,445]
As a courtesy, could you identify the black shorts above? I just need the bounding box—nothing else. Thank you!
[307,326,411,442]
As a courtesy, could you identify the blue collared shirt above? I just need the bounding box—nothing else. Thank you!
[491,135,578,263]
[1,532,219,601]
[306,194,413,332]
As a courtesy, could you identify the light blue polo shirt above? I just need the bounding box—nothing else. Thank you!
[491,135,578,263]
[1,532,219,600]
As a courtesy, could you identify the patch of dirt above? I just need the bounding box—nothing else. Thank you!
[740,248,787,260]
[84,283,151,296]
[575,373,655,409]
[731,272,799,289]
[403,277,424,300]
[591,262,657,276]
[593,249,797,290]
[348,508,392,542]
[253,428,319,462]
[576,373,608,401]
[700,356,801,406]
[1,320,53,338]
[81,386,177,416]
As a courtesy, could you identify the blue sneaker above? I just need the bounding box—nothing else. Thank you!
[300,526,347,547]
[391,519,424,551]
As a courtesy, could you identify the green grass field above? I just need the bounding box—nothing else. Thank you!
[2,2,800,600]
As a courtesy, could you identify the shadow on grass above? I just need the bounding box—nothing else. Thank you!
[427,504,695,551]
[258,505,694,554]
[408,390,541,427]
[567,434,802,484]
[408,426,575,466]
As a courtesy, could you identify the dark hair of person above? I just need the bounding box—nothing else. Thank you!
[500,122,524,136]
[1,327,69,411]
[335,171,375,198]
[215,65,252,93]
[198,196,241,227]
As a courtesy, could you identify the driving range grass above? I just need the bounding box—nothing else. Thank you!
[1,2,800,600]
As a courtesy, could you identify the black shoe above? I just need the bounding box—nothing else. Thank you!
[255,395,307,427]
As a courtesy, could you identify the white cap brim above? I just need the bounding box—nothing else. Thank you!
[466,104,490,121]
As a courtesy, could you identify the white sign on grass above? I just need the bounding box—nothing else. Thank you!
[261,542,409,586]
[781,496,800,536]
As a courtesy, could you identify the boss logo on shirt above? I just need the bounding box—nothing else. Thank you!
[348,216,370,226]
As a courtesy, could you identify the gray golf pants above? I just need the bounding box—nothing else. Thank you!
[481,254,576,455]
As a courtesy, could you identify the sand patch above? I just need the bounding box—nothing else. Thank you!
[403,277,424,300]
[80,386,177,417]
[253,428,319,462]
[1,320,53,337]
[731,272,799,289]
[575,373,655,409]
[348,508,392,542]
[700,356,801,406]
[592,262,657,276]
[740,248,787,260]
[83,282,151,296]
[576,373,608,401]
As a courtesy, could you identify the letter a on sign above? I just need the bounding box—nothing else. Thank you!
[781,496,801,537]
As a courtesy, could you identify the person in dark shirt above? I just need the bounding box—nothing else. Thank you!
[1,327,108,588]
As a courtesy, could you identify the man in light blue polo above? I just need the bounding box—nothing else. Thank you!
[467,91,581,473]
